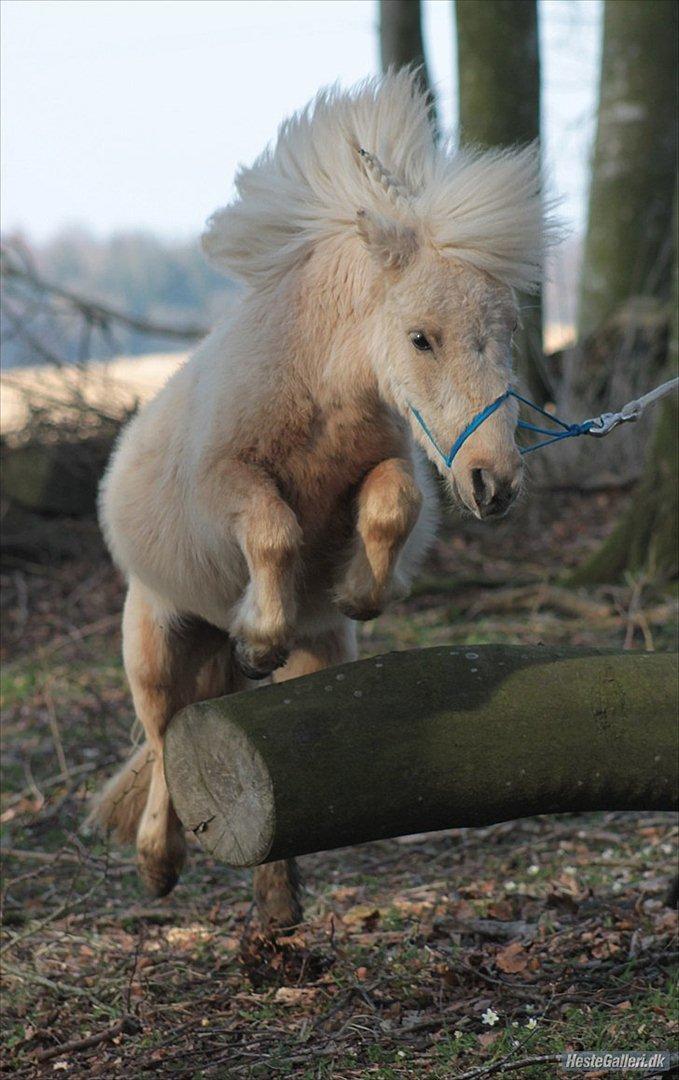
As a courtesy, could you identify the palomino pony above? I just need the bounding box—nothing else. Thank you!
[93,71,555,926]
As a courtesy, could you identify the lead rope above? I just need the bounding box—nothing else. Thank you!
[409,376,679,467]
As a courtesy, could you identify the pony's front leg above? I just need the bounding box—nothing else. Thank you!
[334,457,422,621]
[230,477,303,680]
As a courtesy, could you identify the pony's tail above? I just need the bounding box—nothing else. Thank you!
[86,744,153,844]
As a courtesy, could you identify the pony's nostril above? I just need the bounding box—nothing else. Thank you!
[471,468,492,508]
[470,469,517,518]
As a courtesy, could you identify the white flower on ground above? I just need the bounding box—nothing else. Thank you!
[482,1008,500,1027]
[454,1030,463,1040]
[526,1018,538,1030]
[504,880,517,891]
[527,864,540,876]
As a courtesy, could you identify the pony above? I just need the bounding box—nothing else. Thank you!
[92,70,555,926]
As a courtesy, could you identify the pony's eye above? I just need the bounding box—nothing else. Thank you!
[410,332,432,352]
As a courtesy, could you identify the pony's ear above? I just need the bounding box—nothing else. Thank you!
[356,209,419,270]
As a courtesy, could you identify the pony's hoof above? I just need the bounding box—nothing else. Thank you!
[254,861,304,928]
[137,848,184,898]
[233,638,289,680]
[336,600,383,622]
[137,851,181,894]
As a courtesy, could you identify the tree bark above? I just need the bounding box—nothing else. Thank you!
[455,0,546,403]
[577,0,677,345]
[568,182,678,585]
[456,0,539,148]
[164,645,678,868]
[379,0,436,125]
[568,394,678,585]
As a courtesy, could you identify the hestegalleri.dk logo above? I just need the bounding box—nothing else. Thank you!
[560,1050,672,1071]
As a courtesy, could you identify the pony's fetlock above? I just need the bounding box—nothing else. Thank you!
[137,826,187,898]
[231,586,295,678]
[233,637,290,680]
[334,559,408,622]
[253,859,303,928]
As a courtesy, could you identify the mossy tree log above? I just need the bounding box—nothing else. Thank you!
[455,0,546,403]
[164,646,678,868]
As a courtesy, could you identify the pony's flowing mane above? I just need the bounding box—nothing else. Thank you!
[203,70,557,293]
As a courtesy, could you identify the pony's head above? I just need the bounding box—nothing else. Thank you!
[202,72,559,516]
[359,199,522,516]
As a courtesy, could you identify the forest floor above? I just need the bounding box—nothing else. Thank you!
[1,483,677,1078]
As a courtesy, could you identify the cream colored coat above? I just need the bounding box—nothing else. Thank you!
[93,71,554,922]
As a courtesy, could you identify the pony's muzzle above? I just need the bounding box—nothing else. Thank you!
[469,462,523,519]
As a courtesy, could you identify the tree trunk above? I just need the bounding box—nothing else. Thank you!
[577,0,677,346]
[379,0,436,125]
[568,396,677,585]
[455,0,546,403]
[456,0,539,148]
[570,183,678,586]
[164,645,678,868]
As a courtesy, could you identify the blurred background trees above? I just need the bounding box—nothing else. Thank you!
[571,0,677,583]
[378,0,436,122]
[578,0,677,346]
[454,0,545,404]
[1,232,226,368]
[1,0,677,585]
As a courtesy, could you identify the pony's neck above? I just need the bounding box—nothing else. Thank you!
[293,237,384,407]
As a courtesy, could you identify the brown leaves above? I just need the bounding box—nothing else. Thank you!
[582,929,622,960]
[165,924,213,951]
[273,986,318,1006]
[495,941,530,974]
[342,904,384,931]
[239,930,334,989]
[477,1029,499,1048]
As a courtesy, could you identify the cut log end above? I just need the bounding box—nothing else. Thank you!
[164,709,274,867]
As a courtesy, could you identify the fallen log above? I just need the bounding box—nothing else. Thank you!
[164,645,678,868]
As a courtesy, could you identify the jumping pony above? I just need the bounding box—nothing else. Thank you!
[93,70,555,926]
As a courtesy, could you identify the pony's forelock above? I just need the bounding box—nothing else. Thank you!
[202,69,559,293]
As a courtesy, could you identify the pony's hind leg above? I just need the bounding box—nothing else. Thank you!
[121,579,231,897]
[253,619,357,927]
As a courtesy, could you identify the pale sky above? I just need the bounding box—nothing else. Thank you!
[1,0,602,242]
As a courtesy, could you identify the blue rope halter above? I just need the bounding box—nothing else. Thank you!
[409,389,595,468]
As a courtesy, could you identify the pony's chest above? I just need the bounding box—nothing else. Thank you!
[281,405,408,537]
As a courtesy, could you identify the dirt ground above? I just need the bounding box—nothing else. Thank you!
[1,483,677,1078]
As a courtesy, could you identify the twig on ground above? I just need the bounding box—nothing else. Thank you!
[0,874,104,957]
[33,1014,140,1063]
[1,760,109,812]
[453,1052,562,1079]
[1,962,117,1015]
[10,570,29,639]
[35,614,120,658]
[42,677,71,780]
